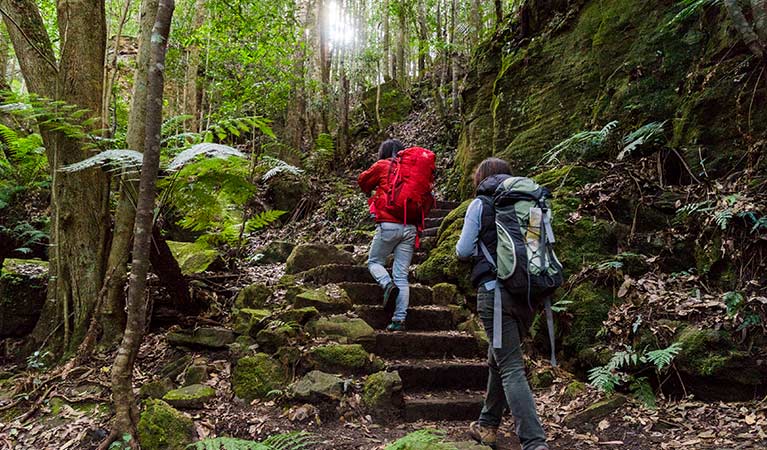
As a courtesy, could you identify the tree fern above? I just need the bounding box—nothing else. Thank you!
[260,155,304,181]
[167,143,245,171]
[59,149,143,174]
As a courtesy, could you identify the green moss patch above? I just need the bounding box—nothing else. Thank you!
[137,399,195,450]
[166,240,221,275]
[162,384,216,409]
[309,343,381,374]
[231,354,286,402]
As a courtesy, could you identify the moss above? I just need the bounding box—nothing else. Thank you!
[384,430,459,450]
[162,384,216,409]
[308,315,376,345]
[231,354,287,402]
[415,202,474,293]
[166,240,220,275]
[562,282,617,358]
[533,166,603,194]
[232,308,271,336]
[255,323,299,354]
[310,344,379,373]
[362,371,402,409]
[676,327,736,377]
[360,80,413,133]
[137,400,195,450]
[563,380,587,400]
[235,283,273,309]
[285,243,356,274]
[139,378,175,400]
[293,287,352,313]
[276,306,319,325]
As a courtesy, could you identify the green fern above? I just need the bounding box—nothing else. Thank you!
[186,437,270,450]
[244,210,287,233]
[642,343,682,371]
[187,431,317,450]
[629,377,656,408]
[618,121,667,160]
[588,365,622,393]
[385,430,458,450]
[260,156,304,181]
[665,0,722,30]
[261,431,318,449]
[714,208,734,230]
[203,116,275,143]
[543,121,619,165]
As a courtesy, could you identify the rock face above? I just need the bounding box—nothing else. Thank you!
[285,243,356,274]
[162,384,216,409]
[166,327,236,349]
[231,353,286,402]
[362,370,403,410]
[137,399,195,450]
[308,315,376,346]
[0,259,47,337]
[266,173,306,216]
[290,370,344,402]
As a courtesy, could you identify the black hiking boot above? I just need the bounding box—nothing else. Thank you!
[383,282,399,314]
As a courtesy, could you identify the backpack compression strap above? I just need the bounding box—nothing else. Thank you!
[479,240,558,367]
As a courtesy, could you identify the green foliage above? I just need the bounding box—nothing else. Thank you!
[0,223,48,255]
[542,121,619,165]
[108,434,133,450]
[0,125,48,209]
[666,0,722,29]
[629,377,656,408]
[588,343,682,398]
[305,133,335,174]
[384,430,457,450]
[644,343,682,371]
[618,121,667,160]
[245,210,287,233]
[186,432,316,450]
[260,156,304,181]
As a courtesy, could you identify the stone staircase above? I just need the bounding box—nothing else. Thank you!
[315,200,490,422]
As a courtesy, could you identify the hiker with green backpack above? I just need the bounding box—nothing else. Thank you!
[456,157,562,450]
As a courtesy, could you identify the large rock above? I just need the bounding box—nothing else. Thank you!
[290,370,344,402]
[137,400,195,450]
[362,371,403,411]
[276,306,320,325]
[293,286,352,313]
[166,240,221,275]
[266,173,306,216]
[235,283,274,309]
[564,395,628,428]
[166,327,236,349]
[285,243,355,274]
[254,240,295,265]
[139,378,175,400]
[162,384,216,409]
[231,353,286,402]
[309,343,383,374]
[0,259,47,338]
[308,315,376,346]
[255,322,299,354]
[232,308,271,336]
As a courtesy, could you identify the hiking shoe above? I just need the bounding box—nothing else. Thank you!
[386,321,406,332]
[468,421,497,449]
[382,282,399,311]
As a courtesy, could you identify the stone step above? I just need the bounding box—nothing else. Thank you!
[354,305,454,331]
[422,227,439,238]
[436,200,462,210]
[403,391,484,422]
[424,217,444,229]
[426,208,452,219]
[300,264,373,284]
[339,282,434,306]
[374,331,485,358]
[388,359,488,391]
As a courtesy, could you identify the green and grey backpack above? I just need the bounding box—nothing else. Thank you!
[479,176,563,365]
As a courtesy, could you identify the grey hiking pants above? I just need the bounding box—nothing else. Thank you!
[477,285,548,450]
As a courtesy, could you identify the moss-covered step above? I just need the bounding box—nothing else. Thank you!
[353,305,455,331]
[403,391,484,422]
[374,331,486,359]
[309,343,383,374]
[166,240,222,275]
[387,359,488,391]
[338,282,434,307]
[307,315,376,346]
[166,327,236,349]
[300,264,373,285]
[293,286,352,313]
[285,243,356,274]
[0,258,47,337]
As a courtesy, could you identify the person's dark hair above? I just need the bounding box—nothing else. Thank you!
[378,139,405,160]
[473,157,512,188]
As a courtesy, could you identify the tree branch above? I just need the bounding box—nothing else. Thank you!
[725,0,765,58]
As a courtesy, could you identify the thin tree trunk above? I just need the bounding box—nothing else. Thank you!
[417,0,428,79]
[102,0,133,131]
[0,31,10,92]
[338,53,350,158]
[383,0,392,81]
[184,0,206,132]
[450,0,459,114]
[724,0,764,58]
[285,0,310,151]
[495,0,503,28]
[104,0,173,447]
[472,0,482,45]
[397,1,406,87]
[101,0,159,348]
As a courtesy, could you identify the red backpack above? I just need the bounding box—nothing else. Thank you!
[384,147,436,229]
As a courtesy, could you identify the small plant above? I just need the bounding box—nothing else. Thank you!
[108,433,133,450]
[384,430,457,450]
[26,350,51,370]
[542,121,619,165]
[187,431,317,450]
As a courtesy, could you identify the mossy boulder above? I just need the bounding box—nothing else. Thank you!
[276,306,320,325]
[0,259,47,338]
[561,282,618,362]
[137,399,195,450]
[235,283,274,309]
[415,200,473,292]
[231,353,286,402]
[293,286,352,313]
[139,378,175,400]
[162,384,216,409]
[363,370,403,412]
[166,240,221,275]
[563,380,587,401]
[166,327,236,349]
[290,370,344,402]
[308,315,376,346]
[309,343,383,374]
[266,173,307,216]
[285,243,356,274]
[564,395,628,428]
[254,240,295,265]
[232,308,271,336]
[183,363,208,386]
[432,283,460,306]
[255,322,299,354]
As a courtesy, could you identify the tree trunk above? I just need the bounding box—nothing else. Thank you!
[472,0,482,45]
[724,0,764,58]
[184,0,206,132]
[0,31,9,91]
[285,0,310,152]
[383,0,392,81]
[450,0,459,114]
[106,0,173,447]
[2,0,111,356]
[337,53,350,158]
[495,0,503,28]
[101,0,159,349]
[397,1,407,87]
[417,0,428,79]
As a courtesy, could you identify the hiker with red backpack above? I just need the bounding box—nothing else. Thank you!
[358,139,435,332]
[457,157,561,450]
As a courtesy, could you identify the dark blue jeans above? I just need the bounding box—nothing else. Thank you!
[477,285,548,450]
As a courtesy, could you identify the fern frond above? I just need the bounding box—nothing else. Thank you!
[587,365,620,393]
[665,0,722,30]
[59,149,143,174]
[642,343,682,371]
[260,156,304,181]
[630,377,656,408]
[167,143,245,171]
[543,121,619,165]
[245,210,287,232]
[619,121,667,160]
[186,437,270,450]
[261,431,318,450]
